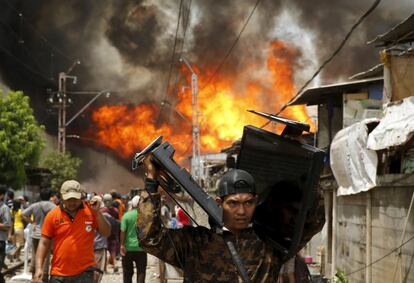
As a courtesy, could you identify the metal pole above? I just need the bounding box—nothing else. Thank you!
[191,73,201,183]
[57,72,66,153]
[194,73,201,180]
[65,91,110,127]
[181,57,201,184]
[331,187,337,279]
[56,60,80,153]
[62,80,67,153]
[366,191,372,283]
[191,73,197,181]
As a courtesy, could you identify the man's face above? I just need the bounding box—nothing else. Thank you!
[50,195,59,205]
[63,198,82,213]
[217,193,257,233]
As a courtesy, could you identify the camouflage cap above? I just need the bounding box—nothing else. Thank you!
[218,169,255,198]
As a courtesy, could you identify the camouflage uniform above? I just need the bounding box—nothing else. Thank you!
[137,180,325,283]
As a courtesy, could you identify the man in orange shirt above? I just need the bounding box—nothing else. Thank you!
[33,180,111,283]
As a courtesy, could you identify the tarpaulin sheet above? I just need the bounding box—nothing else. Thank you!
[367,96,414,150]
[330,120,378,196]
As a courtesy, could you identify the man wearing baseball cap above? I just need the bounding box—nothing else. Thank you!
[33,180,111,283]
[136,157,325,282]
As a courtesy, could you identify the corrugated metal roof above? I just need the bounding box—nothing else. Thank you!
[368,13,414,46]
[349,64,383,80]
[288,77,383,106]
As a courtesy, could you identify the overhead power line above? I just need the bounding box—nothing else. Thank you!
[4,2,75,63]
[159,0,193,126]
[200,0,263,90]
[0,18,52,79]
[0,43,51,82]
[169,0,192,98]
[163,0,184,105]
[262,0,381,128]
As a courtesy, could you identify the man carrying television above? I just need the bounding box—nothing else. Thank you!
[136,157,325,282]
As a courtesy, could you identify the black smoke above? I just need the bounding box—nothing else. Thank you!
[0,0,412,131]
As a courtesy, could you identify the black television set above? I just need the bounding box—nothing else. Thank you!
[237,125,325,258]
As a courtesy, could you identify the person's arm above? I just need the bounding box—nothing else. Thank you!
[287,272,296,283]
[120,214,127,256]
[0,223,9,231]
[136,156,194,268]
[137,156,163,249]
[94,208,111,237]
[21,214,34,224]
[0,206,11,233]
[120,230,126,256]
[32,236,52,283]
[136,179,163,248]
[22,206,34,224]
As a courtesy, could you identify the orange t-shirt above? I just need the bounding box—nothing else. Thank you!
[115,199,125,220]
[41,202,97,276]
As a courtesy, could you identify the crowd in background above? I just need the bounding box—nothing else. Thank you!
[1,187,154,283]
[0,183,314,283]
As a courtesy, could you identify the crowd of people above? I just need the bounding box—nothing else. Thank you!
[0,183,150,283]
[0,155,324,283]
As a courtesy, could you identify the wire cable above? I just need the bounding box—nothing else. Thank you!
[327,233,414,280]
[0,43,51,82]
[158,0,193,127]
[200,0,263,90]
[169,0,192,101]
[391,191,414,282]
[163,188,199,227]
[261,0,381,129]
[181,0,192,46]
[162,0,184,106]
[4,2,75,63]
[0,18,52,80]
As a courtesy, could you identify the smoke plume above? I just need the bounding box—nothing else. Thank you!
[0,0,412,189]
[1,0,412,106]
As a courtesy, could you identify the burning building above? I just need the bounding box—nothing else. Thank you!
[0,1,413,191]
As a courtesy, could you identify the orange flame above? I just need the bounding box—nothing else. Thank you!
[88,40,314,160]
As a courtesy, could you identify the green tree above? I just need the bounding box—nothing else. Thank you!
[42,150,82,191]
[0,91,45,189]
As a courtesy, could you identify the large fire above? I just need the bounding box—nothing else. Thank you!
[89,40,314,160]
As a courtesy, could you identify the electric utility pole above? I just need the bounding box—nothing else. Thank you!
[57,72,67,153]
[181,56,202,184]
[57,60,79,153]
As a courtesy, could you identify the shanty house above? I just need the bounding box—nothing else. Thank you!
[290,13,414,283]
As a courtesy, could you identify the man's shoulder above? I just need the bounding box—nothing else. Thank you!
[40,206,61,231]
[30,201,56,210]
[40,201,56,209]
[125,209,137,216]
[44,205,61,218]
[0,202,10,213]
[123,209,137,220]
